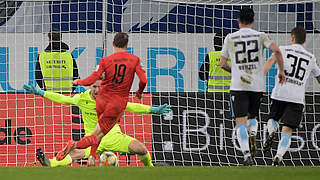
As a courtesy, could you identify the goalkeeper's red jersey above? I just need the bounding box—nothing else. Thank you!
[77,51,147,97]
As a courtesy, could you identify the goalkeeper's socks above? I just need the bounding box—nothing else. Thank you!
[139,151,154,167]
[235,124,250,153]
[76,134,97,149]
[267,119,279,134]
[276,133,291,157]
[247,118,258,136]
[50,155,72,167]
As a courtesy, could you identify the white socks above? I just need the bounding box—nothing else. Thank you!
[267,118,279,135]
[276,133,291,157]
[236,124,250,154]
[247,118,258,136]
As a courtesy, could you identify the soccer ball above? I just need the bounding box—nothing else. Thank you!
[99,151,119,167]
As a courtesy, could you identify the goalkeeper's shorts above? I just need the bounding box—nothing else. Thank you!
[84,123,136,158]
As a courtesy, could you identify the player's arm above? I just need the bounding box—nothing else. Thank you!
[264,54,277,74]
[135,59,147,99]
[268,43,284,73]
[23,84,79,105]
[74,60,105,86]
[220,56,231,73]
[199,54,210,81]
[262,33,285,83]
[126,103,171,115]
[219,35,231,73]
[316,76,320,84]
[311,57,320,84]
[35,55,45,89]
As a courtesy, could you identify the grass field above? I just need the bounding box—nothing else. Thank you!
[0,166,318,180]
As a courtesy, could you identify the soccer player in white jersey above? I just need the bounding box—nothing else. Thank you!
[263,26,320,166]
[219,8,285,165]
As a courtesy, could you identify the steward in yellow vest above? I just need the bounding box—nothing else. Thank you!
[35,31,79,93]
[199,32,230,92]
[207,51,231,92]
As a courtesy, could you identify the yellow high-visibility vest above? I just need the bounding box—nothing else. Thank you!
[207,51,231,92]
[39,51,73,92]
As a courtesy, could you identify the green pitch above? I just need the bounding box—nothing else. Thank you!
[0,166,318,180]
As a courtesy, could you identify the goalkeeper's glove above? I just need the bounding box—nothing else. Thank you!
[23,84,45,97]
[149,103,172,115]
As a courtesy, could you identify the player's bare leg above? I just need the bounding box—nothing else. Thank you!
[263,118,279,153]
[273,126,292,166]
[235,116,252,166]
[129,140,154,167]
[69,149,86,160]
[247,117,258,157]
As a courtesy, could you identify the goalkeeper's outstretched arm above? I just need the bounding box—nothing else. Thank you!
[23,84,79,105]
[126,103,171,115]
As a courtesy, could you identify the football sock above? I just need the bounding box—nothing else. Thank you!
[139,151,154,167]
[276,133,291,157]
[50,155,72,167]
[247,118,258,136]
[90,140,101,158]
[236,124,250,154]
[267,119,279,135]
[76,134,97,149]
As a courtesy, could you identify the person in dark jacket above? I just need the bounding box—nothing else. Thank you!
[35,31,79,92]
[199,32,228,92]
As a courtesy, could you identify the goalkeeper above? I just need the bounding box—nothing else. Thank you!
[24,79,171,167]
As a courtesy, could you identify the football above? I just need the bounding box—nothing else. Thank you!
[99,151,119,167]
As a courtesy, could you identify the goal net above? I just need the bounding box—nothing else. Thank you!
[0,0,319,166]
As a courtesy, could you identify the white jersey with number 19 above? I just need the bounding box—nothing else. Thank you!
[221,28,273,92]
[271,44,320,105]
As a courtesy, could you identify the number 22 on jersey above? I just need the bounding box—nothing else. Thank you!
[234,40,259,64]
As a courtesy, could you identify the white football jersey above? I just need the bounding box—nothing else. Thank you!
[221,28,272,92]
[271,44,320,105]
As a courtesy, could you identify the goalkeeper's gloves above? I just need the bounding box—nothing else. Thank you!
[149,103,172,115]
[23,84,45,97]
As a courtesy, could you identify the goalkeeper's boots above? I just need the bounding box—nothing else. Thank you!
[36,148,51,167]
[263,132,276,153]
[272,155,283,166]
[243,151,253,166]
[56,140,76,161]
[249,133,257,157]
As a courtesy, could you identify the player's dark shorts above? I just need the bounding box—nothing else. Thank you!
[230,90,263,118]
[268,99,304,129]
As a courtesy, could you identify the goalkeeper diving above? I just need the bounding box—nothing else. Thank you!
[24,78,171,167]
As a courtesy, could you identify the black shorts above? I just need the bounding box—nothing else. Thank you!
[230,90,263,118]
[268,99,304,129]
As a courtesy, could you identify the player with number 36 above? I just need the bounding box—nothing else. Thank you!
[219,8,285,165]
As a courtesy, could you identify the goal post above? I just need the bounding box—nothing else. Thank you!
[0,0,320,166]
